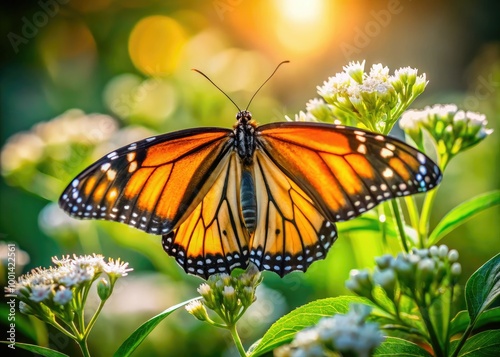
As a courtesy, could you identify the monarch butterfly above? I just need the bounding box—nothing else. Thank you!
[59,64,442,279]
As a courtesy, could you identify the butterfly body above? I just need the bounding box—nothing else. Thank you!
[60,111,442,279]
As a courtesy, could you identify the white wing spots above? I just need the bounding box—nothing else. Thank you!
[356,135,367,143]
[370,185,378,192]
[419,166,427,175]
[380,147,394,158]
[72,179,79,187]
[127,143,137,151]
[380,184,388,191]
[106,169,117,181]
[386,143,396,151]
[382,168,394,178]
[417,152,426,164]
[375,135,385,141]
[101,162,111,171]
[399,183,407,191]
[146,136,156,142]
[357,144,367,154]
[354,130,366,136]
[127,152,136,162]
[128,161,138,173]
[107,151,118,159]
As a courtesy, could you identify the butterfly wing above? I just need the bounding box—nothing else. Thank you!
[250,150,337,277]
[257,122,442,222]
[162,152,250,279]
[59,128,233,235]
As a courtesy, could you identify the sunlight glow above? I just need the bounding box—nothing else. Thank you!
[271,0,334,54]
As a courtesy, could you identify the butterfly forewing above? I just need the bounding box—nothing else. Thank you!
[59,128,233,235]
[257,122,441,223]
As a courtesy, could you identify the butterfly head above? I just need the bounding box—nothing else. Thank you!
[236,110,253,124]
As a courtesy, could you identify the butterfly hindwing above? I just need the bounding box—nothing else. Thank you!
[59,128,233,235]
[257,122,441,222]
[250,150,337,277]
[162,153,250,279]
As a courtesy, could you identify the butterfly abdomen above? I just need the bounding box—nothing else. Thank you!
[240,169,257,233]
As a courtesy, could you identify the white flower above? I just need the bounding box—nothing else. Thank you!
[373,268,396,290]
[292,328,324,357]
[197,283,211,296]
[305,98,325,112]
[317,72,353,99]
[103,258,133,278]
[343,60,366,83]
[53,287,73,305]
[394,66,418,79]
[369,63,390,81]
[316,305,384,356]
[223,285,235,297]
[29,285,52,302]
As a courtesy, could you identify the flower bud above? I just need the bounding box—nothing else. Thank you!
[185,300,209,322]
[97,278,111,301]
[448,249,459,262]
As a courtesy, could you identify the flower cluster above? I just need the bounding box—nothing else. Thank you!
[0,109,118,199]
[291,61,427,134]
[186,263,261,327]
[8,254,132,323]
[346,245,461,306]
[275,304,384,357]
[400,104,493,168]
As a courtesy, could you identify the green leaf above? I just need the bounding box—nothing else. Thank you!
[373,337,432,356]
[0,341,69,357]
[248,296,372,357]
[113,297,200,357]
[428,190,500,245]
[465,252,500,325]
[451,308,500,336]
[450,329,500,356]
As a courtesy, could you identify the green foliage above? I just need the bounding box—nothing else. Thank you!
[114,298,201,357]
[373,337,432,357]
[429,191,500,245]
[248,296,371,356]
[1,341,70,357]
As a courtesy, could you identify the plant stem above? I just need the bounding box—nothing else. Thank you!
[83,300,106,339]
[417,303,444,357]
[228,324,246,357]
[450,322,474,357]
[404,196,421,246]
[390,199,409,253]
[77,338,91,357]
[418,188,438,244]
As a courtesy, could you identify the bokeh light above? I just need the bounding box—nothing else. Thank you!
[129,15,187,76]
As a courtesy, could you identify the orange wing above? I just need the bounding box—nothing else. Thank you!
[257,122,442,222]
[250,150,337,277]
[59,128,233,235]
[162,153,250,278]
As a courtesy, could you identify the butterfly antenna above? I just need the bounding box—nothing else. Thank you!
[192,69,241,112]
[245,60,290,111]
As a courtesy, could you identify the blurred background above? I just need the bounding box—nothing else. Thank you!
[1,0,499,355]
